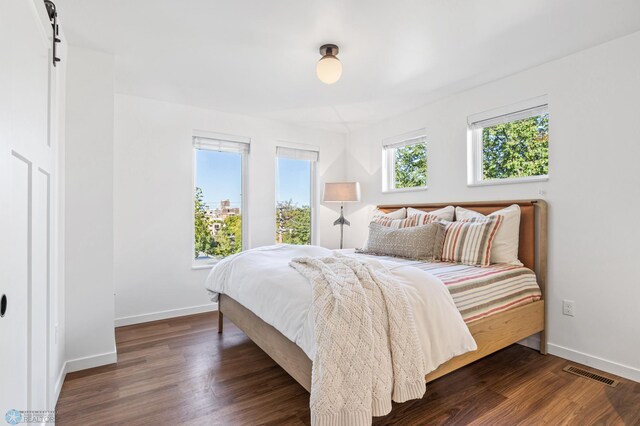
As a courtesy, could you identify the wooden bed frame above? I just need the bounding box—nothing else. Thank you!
[218,200,547,392]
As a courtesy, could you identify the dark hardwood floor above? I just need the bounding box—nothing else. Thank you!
[56,312,640,425]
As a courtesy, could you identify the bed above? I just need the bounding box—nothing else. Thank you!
[214,199,547,392]
[352,254,542,324]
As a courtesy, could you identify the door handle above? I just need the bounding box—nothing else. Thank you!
[0,294,6,317]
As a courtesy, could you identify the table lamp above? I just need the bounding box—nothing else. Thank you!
[322,182,361,249]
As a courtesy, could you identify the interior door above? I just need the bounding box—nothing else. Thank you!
[0,0,53,416]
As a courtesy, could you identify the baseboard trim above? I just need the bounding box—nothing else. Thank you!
[548,343,640,383]
[114,303,218,327]
[65,351,118,374]
[52,362,67,407]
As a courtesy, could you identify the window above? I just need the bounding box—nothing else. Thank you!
[382,130,427,192]
[468,100,549,186]
[193,135,249,265]
[275,146,318,245]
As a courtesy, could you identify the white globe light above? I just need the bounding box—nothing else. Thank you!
[316,55,342,84]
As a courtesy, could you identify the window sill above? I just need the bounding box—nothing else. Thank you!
[382,186,428,194]
[468,175,548,187]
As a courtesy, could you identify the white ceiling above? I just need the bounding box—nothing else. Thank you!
[57,0,640,133]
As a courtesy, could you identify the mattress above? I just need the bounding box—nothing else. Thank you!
[352,253,542,323]
[206,245,478,362]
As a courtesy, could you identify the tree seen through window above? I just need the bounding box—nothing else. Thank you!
[275,157,312,245]
[482,113,549,180]
[394,143,427,189]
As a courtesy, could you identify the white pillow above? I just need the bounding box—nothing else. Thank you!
[371,207,406,220]
[454,204,522,265]
[407,205,454,222]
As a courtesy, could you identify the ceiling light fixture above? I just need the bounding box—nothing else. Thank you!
[316,44,342,84]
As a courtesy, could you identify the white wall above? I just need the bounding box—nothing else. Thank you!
[64,46,117,370]
[345,31,640,381]
[113,94,346,324]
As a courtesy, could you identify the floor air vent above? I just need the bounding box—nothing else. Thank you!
[562,365,619,387]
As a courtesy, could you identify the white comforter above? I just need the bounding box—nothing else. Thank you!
[205,245,476,375]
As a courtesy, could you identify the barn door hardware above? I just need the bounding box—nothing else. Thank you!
[44,0,61,66]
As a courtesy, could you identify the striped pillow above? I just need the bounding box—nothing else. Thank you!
[373,213,439,229]
[441,216,503,267]
[372,207,406,220]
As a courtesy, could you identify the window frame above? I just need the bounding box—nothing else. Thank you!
[381,129,428,193]
[467,97,549,187]
[275,145,319,246]
[192,132,250,269]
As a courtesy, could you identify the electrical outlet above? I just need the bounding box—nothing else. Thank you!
[562,299,575,317]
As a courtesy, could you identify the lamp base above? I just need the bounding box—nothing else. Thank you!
[333,204,350,249]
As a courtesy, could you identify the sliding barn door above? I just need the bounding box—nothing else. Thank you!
[0,0,55,415]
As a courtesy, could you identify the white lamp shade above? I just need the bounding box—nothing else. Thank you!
[316,55,342,84]
[323,182,360,202]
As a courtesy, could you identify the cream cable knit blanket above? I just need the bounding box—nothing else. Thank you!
[290,254,426,426]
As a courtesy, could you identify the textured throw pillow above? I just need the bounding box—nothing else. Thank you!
[441,216,503,267]
[408,205,454,222]
[455,205,522,265]
[371,207,406,221]
[360,222,446,261]
[373,213,440,228]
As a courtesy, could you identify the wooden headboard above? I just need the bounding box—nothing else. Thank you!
[376,200,548,298]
